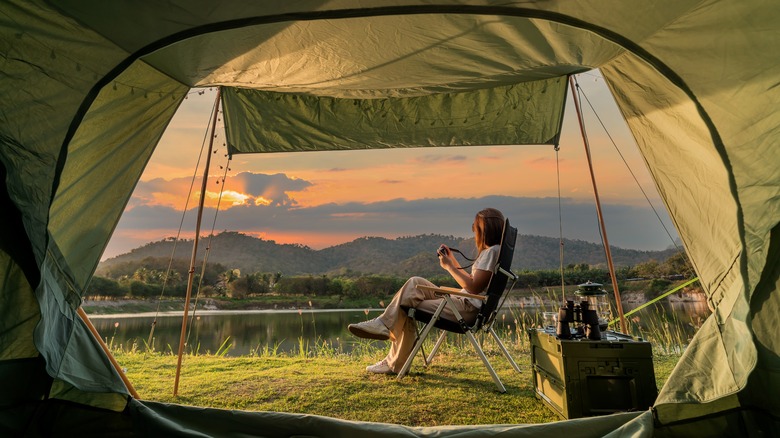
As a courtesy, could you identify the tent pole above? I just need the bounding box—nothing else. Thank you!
[568,76,628,334]
[173,88,222,396]
[77,307,140,399]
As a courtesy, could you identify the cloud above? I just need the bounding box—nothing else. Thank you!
[411,154,467,164]
[130,172,312,210]
[105,194,678,259]
[225,172,312,207]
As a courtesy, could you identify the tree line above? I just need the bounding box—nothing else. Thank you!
[85,251,694,300]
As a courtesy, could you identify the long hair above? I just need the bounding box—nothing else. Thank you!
[473,208,504,252]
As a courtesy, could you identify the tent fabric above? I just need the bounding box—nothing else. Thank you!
[222,79,568,154]
[128,400,650,438]
[1,0,779,436]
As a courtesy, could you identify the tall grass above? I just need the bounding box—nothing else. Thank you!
[106,286,702,360]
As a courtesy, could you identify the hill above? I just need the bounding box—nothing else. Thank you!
[97,231,677,278]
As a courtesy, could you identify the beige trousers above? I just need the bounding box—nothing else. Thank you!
[376,276,479,373]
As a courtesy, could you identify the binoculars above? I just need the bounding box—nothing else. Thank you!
[556,300,601,340]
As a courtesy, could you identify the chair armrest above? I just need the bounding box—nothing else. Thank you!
[416,285,487,301]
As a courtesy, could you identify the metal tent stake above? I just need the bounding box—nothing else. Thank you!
[173,88,222,396]
[569,77,628,335]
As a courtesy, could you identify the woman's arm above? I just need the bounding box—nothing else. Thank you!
[438,246,492,293]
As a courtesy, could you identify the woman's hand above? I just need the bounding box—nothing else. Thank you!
[437,245,457,270]
[438,244,491,294]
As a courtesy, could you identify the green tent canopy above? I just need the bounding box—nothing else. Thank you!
[1,1,778,436]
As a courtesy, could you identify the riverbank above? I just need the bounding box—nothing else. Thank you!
[83,281,707,315]
[82,295,387,315]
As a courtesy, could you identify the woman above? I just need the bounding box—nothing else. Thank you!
[347,208,505,374]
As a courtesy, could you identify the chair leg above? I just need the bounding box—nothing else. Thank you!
[397,301,447,380]
[426,330,447,364]
[465,331,506,393]
[409,312,430,367]
[489,327,521,373]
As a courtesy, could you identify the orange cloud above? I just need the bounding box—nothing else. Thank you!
[254,196,272,206]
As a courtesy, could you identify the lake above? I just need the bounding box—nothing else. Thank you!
[88,301,711,357]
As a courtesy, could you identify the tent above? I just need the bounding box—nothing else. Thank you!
[1,1,778,436]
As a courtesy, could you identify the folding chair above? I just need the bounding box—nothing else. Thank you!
[397,219,520,392]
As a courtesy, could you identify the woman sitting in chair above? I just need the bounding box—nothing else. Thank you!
[348,207,505,374]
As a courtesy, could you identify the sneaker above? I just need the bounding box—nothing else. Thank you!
[366,358,394,374]
[348,318,390,340]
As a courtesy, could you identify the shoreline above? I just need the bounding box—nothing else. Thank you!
[82,289,708,317]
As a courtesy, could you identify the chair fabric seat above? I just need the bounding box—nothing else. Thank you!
[400,305,470,334]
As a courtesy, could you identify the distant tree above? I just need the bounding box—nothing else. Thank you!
[343,275,403,299]
[132,267,150,283]
[85,276,127,298]
[217,268,240,293]
[659,251,695,278]
[272,272,282,287]
[634,260,660,279]
[227,277,249,299]
[128,280,160,298]
[199,285,216,297]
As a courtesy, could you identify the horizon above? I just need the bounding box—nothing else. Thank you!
[104,227,678,263]
[103,71,679,261]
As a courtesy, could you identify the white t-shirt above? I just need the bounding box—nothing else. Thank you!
[462,244,500,308]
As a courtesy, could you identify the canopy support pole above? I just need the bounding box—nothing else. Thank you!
[569,76,628,334]
[77,307,140,399]
[174,88,221,396]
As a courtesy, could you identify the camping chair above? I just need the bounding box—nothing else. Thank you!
[397,219,520,392]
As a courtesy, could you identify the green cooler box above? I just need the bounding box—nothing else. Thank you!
[529,329,658,419]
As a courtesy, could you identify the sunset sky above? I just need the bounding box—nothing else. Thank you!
[103,72,678,260]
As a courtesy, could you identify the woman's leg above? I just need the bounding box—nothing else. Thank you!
[376,276,436,330]
[349,276,437,341]
[383,283,479,373]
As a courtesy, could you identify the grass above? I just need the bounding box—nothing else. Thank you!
[102,285,695,426]
[113,335,682,427]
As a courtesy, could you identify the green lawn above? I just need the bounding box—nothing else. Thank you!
[114,348,680,427]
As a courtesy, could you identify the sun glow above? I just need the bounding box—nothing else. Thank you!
[254,196,272,206]
[219,190,251,206]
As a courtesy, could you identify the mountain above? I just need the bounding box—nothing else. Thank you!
[97,231,677,278]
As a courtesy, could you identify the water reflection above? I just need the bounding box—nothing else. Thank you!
[89,301,711,357]
[91,310,391,356]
